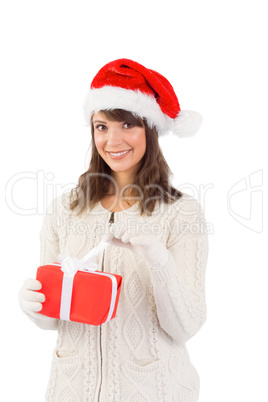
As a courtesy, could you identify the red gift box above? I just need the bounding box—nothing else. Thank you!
[36,261,122,326]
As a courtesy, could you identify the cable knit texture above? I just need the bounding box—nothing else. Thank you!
[37,192,208,402]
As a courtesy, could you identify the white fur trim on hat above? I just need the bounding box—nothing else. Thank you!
[84,86,202,137]
[172,110,203,137]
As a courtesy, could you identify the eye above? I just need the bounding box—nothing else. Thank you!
[123,122,134,129]
[95,124,107,132]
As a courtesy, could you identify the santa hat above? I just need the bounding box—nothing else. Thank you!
[84,58,202,137]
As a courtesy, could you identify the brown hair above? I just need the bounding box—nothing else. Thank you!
[70,109,182,215]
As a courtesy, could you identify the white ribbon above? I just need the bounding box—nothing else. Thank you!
[57,240,118,323]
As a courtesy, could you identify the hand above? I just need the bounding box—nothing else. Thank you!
[18,278,58,329]
[102,222,170,269]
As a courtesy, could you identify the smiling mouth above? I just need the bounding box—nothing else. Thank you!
[107,149,132,156]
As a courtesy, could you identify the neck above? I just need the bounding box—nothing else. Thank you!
[109,171,136,198]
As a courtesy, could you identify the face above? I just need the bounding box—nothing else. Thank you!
[93,111,146,178]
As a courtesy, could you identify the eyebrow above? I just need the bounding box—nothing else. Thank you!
[92,120,107,124]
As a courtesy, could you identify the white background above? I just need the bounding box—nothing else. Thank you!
[1,0,267,400]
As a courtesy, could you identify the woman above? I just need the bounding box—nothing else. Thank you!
[19,58,208,401]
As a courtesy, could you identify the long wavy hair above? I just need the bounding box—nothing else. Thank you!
[70,109,182,215]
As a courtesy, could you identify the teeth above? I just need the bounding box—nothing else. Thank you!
[109,150,129,156]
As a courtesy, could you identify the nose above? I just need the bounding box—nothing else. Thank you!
[106,126,123,147]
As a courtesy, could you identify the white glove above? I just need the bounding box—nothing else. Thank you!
[18,278,58,330]
[103,222,170,269]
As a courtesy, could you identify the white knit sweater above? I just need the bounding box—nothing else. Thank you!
[36,192,208,402]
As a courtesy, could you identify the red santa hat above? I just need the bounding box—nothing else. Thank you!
[84,58,202,137]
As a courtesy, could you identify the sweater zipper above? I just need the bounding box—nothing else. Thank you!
[98,211,115,401]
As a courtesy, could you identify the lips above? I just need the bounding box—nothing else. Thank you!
[106,149,132,159]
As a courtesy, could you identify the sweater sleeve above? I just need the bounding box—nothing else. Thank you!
[150,197,208,344]
[27,197,61,330]
[40,197,60,266]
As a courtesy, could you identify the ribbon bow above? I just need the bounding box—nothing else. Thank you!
[57,240,113,322]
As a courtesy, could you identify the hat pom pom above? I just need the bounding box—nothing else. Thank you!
[172,110,203,137]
